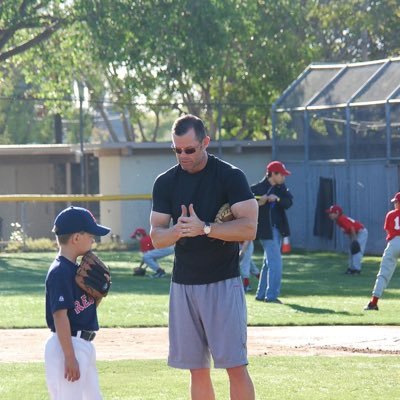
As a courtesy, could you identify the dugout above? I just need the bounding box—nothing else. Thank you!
[0,141,272,243]
[272,57,400,255]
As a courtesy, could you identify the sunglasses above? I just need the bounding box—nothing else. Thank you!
[171,144,201,155]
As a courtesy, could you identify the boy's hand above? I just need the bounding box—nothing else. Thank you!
[64,355,80,382]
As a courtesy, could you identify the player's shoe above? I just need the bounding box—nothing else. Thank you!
[345,268,361,275]
[255,297,265,302]
[265,298,283,304]
[152,269,166,278]
[364,302,379,311]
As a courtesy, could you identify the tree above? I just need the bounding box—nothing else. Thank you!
[2,0,400,145]
[0,0,76,62]
[83,0,322,140]
[307,0,400,63]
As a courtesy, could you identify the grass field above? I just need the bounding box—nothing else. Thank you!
[2,357,400,400]
[1,249,400,399]
[1,250,399,328]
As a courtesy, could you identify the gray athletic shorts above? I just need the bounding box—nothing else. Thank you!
[168,276,248,369]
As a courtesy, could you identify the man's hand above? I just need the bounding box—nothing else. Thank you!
[177,204,205,237]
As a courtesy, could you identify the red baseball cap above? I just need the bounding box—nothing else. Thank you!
[391,192,400,202]
[266,161,291,176]
[130,228,147,238]
[325,205,343,214]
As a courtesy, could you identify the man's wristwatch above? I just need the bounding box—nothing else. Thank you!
[203,222,211,235]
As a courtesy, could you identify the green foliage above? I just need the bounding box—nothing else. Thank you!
[2,357,400,400]
[307,0,400,62]
[4,222,57,252]
[4,238,57,253]
[2,1,400,144]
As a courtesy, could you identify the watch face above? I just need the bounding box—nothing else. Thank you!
[204,224,211,234]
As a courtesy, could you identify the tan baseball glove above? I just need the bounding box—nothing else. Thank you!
[214,203,235,223]
[76,251,111,300]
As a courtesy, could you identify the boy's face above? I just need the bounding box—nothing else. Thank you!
[135,233,143,240]
[328,212,339,221]
[394,200,400,210]
[269,172,286,185]
[75,232,95,254]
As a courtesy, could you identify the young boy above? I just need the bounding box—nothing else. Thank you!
[131,227,174,278]
[326,205,368,274]
[365,192,400,311]
[44,206,110,399]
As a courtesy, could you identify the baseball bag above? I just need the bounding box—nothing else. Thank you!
[133,266,147,276]
[76,251,111,300]
[350,240,361,255]
[214,203,235,223]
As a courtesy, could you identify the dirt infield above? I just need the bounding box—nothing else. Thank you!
[1,325,400,363]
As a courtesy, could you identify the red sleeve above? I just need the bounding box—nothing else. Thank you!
[140,236,155,252]
[384,210,400,241]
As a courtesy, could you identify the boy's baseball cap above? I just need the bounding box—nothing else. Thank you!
[391,192,400,202]
[266,161,291,176]
[325,205,343,214]
[130,228,147,238]
[53,206,111,236]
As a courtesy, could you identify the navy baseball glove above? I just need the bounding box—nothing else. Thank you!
[350,240,361,255]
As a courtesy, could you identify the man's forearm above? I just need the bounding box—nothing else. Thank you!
[208,218,257,242]
[150,226,179,248]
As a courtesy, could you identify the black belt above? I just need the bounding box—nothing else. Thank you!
[71,330,96,341]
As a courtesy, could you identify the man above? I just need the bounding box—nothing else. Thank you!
[364,192,400,310]
[326,205,368,275]
[251,161,293,303]
[150,114,258,400]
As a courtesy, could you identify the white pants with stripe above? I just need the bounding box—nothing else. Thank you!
[372,236,400,298]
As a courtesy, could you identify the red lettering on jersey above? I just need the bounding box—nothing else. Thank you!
[74,294,94,314]
[82,294,94,308]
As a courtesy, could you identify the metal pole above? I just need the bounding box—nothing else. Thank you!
[217,102,222,158]
[78,82,86,194]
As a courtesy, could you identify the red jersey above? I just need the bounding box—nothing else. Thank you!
[384,209,400,241]
[336,214,364,235]
[139,235,154,252]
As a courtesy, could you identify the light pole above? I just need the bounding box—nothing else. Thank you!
[77,81,86,194]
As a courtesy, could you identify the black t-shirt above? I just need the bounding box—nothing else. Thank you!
[152,154,254,284]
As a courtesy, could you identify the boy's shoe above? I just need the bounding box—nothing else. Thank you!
[345,268,361,275]
[265,298,282,304]
[364,302,379,311]
[152,269,166,278]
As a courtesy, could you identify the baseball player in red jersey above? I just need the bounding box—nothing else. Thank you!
[364,192,400,310]
[326,205,368,274]
[131,227,174,277]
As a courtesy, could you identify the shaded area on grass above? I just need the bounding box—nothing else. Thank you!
[1,250,399,328]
